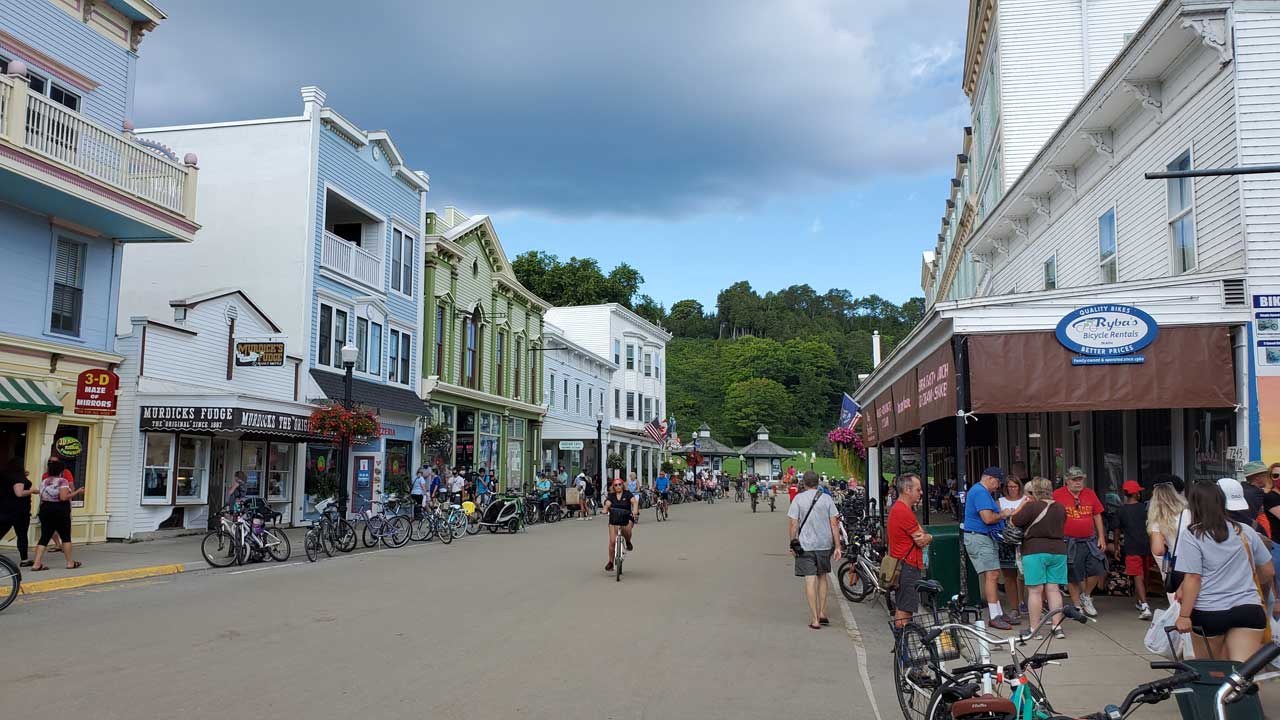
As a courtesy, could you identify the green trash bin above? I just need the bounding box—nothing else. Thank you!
[923,523,962,603]
[1174,661,1264,720]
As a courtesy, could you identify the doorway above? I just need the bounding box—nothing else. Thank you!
[0,421,26,472]
[352,454,376,513]
[208,438,229,528]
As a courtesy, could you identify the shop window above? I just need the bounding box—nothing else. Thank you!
[1167,150,1196,273]
[303,444,338,520]
[54,425,89,507]
[241,442,265,497]
[142,434,174,503]
[1137,409,1172,481]
[50,237,85,337]
[268,443,293,501]
[385,439,412,496]
[1186,408,1235,485]
[175,435,209,503]
[1092,411,1124,499]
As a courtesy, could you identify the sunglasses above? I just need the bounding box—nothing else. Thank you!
[1273,472,1280,479]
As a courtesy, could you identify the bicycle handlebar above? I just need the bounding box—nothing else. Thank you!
[1237,643,1280,680]
[1020,652,1068,671]
[1117,670,1200,716]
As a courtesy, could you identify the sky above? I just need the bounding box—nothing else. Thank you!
[133,0,971,310]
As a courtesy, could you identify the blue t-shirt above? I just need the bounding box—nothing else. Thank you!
[655,475,670,492]
[476,475,490,493]
[963,482,1003,534]
[429,476,441,495]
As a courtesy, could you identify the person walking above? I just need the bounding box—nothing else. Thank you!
[1012,477,1067,641]
[1256,462,1280,608]
[1053,467,1107,617]
[30,458,83,571]
[999,476,1029,621]
[1118,480,1153,620]
[1147,479,1189,603]
[1174,481,1275,662]
[0,458,33,567]
[963,467,1018,630]
[410,467,429,520]
[576,471,591,520]
[789,470,841,630]
[888,473,932,628]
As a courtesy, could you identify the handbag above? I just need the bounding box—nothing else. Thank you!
[1236,523,1274,644]
[1163,513,1186,593]
[879,553,902,588]
[1002,500,1050,546]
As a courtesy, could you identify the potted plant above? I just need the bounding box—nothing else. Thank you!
[309,402,381,443]
[826,426,867,479]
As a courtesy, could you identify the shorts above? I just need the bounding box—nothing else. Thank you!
[895,563,923,614]
[1021,552,1068,586]
[963,532,1000,574]
[37,501,72,546]
[997,540,1019,570]
[1124,554,1155,576]
[608,512,633,527]
[1065,536,1107,583]
[658,491,669,501]
[1189,605,1267,637]
[794,547,834,576]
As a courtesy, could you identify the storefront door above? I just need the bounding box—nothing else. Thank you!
[352,454,375,513]
[0,421,26,471]
[208,439,229,528]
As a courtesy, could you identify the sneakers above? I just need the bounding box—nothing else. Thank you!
[1018,602,1029,616]
[1007,610,1023,625]
[1052,626,1066,640]
[1080,595,1098,617]
[605,561,614,572]
[1137,602,1152,620]
[625,539,634,551]
[989,615,1014,631]
[1018,629,1043,643]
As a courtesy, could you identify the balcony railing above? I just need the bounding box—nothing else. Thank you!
[321,230,383,289]
[0,73,197,222]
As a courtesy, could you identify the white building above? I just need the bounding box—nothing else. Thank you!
[863,0,1276,508]
[545,304,671,484]
[540,321,614,478]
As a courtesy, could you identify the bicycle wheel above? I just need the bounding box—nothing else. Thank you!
[545,504,563,524]
[332,519,357,552]
[409,516,431,542]
[466,513,481,535]
[448,512,467,539]
[305,528,321,563]
[615,537,624,582]
[362,517,380,548]
[837,559,872,602]
[265,528,291,561]
[201,529,239,568]
[382,516,412,548]
[438,519,454,544]
[524,503,539,526]
[894,623,941,720]
[0,555,20,613]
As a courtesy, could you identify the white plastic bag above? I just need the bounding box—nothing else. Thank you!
[1145,600,1192,659]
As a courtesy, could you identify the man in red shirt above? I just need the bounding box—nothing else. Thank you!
[1051,466,1107,617]
[888,473,933,627]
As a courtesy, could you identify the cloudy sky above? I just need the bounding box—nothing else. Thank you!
[135,0,970,309]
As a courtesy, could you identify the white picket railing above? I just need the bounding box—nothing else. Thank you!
[0,80,9,131]
[322,231,383,289]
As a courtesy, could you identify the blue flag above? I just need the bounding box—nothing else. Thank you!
[838,393,861,429]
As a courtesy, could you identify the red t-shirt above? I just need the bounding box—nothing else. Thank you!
[788,485,798,502]
[1053,486,1103,539]
[887,500,924,569]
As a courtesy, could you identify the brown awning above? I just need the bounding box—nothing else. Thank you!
[915,344,955,426]
[892,371,919,436]
[873,389,896,441]
[967,325,1235,414]
[864,409,879,447]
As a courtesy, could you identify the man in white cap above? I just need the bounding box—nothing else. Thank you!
[1218,477,1258,528]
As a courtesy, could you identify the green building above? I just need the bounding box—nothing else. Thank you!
[421,208,549,490]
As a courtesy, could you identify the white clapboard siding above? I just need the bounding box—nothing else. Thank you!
[986,55,1240,296]
[1085,0,1161,81]
[1238,10,1280,299]
[105,332,141,539]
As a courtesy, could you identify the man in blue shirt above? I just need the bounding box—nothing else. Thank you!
[428,469,443,507]
[475,469,492,507]
[963,467,1017,630]
[654,471,671,520]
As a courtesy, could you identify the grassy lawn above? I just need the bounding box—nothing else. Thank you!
[676,453,845,478]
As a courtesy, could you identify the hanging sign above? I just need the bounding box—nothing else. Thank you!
[74,369,119,416]
[235,339,286,367]
[1055,304,1157,365]
[559,440,584,451]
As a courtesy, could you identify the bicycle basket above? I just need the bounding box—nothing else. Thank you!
[890,614,964,663]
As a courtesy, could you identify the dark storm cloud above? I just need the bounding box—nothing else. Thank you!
[136,0,968,217]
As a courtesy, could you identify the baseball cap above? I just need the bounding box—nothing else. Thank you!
[1216,477,1250,512]
[1122,480,1142,495]
[982,466,1005,482]
[1065,466,1086,479]
[1242,461,1268,478]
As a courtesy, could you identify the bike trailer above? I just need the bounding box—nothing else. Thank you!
[480,496,518,524]
[1173,660,1264,720]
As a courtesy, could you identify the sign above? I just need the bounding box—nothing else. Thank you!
[55,435,82,458]
[915,344,954,426]
[1055,304,1157,363]
[235,339,285,367]
[1227,446,1248,462]
[558,440,585,451]
[74,369,118,416]
[139,405,314,435]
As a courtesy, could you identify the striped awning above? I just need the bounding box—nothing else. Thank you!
[0,377,63,414]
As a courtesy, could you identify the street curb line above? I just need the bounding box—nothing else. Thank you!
[20,563,187,594]
[838,593,885,720]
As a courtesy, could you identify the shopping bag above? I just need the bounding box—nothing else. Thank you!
[1144,601,1192,659]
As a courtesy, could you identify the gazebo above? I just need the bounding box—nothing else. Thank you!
[739,426,795,479]
[675,423,740,473]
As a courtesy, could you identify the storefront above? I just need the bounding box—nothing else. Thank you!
[424,397,540,492]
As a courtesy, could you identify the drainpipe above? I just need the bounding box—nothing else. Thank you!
[872,331,883,368]
[1233,326,1250,464]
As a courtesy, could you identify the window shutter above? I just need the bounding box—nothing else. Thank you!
[55,239,82,287]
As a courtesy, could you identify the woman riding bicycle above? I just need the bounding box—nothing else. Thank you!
[603,478,637,572]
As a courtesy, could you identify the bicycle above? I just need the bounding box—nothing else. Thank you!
[735,485,745,503]
[655,493,669,522]
[837,525,893,610]
[613,523,625,581]
[304,520,325,562]
[0,553,20,612]
[1212,643,1280,720]
[355,498,412,548]
[410,502,454,544]
[1047,660,1200,720]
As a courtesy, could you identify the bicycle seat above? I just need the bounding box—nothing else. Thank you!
[915,578,944,596]
[951,696,1016,719]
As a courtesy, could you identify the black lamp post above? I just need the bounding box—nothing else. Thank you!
[337,343,358,518]
[596,412,604,479]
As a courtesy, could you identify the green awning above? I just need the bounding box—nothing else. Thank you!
[0,377,63,414]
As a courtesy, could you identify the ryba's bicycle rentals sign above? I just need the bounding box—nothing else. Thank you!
[1055,304,1158,366]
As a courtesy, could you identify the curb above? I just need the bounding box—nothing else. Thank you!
[20,563,187,595]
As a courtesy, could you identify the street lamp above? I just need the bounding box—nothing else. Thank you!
[337,344,358,517]
[596,411,604,482]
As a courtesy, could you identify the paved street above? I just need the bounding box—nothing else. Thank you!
[3,500,874,720]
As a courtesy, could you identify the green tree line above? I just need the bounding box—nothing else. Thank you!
[512,252,924,445]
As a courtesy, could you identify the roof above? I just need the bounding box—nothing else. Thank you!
[546,304,673,342]
[740,435,795,459]
[676,435,739,457]
[309,370,428,417]
[169,288,282,333]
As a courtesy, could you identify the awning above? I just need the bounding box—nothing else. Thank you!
[309,370,429,417]
[0,376,63,414]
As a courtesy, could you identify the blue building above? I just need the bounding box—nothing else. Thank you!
[0,0,199,545]
[120,86,429,526]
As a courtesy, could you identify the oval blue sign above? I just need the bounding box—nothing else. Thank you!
[1055,304,1158,357]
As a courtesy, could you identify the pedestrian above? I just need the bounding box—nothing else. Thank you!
[410,467,429,520]
[1243,462,1275,536]
[1174,481,1275,662]
[888,473,932,628]
[963,467,1018,629]
[1053,466,1107,617]
[1012,477,1067,641]
[788,470,841,630]
[475,468,492,507]
[999,475,1029,621]
[30,458,83,571]
[0,458,33,567]
[788,481,799,504]
[1218,476,1261,530]
[1147,479,1189,603]
[450,468,466,504]
[1256,462,1280,608]
[1118,480,1153,620]
[576,470,590,520]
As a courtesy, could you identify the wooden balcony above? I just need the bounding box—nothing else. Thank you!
[321,230,383,289]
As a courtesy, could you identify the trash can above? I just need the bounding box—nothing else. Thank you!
[1174,660,1264,720]
[923,523,962,603]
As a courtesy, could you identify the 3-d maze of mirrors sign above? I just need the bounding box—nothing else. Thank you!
[1055,304,1158,366]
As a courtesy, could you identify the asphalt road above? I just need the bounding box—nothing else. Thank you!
[3,498,877,720]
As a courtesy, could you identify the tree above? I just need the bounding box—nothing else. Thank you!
[667,299,715,338]
[723,378,793,435]
[511,251,644,309]
[633,294,666,326]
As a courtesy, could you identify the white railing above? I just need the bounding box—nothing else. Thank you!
[322,231,383,289]
[0,74,197,222]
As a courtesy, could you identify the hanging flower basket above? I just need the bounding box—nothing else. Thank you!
[686,450,705,468]
[827,426,867,479]
[309,402,381,443]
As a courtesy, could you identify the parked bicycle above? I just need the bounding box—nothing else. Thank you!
[0,553,19,612]
[355,497,411,548]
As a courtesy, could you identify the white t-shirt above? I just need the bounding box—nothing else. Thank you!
[998,497,1025,515]
[450,475,465,492]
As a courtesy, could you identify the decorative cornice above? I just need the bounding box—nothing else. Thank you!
[1025,194,1051,218]
[1122,80,1163,118]
[1182,11,1232,65]
[0,30,100,93]
[1081,128,1114,158]
[1005,217,1029,242]
[1048,166,1077,194]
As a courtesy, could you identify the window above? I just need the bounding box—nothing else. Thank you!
[496,332,506,396]
[614,389,621,419]
[390,228,413,294]
[0,59,81,111]
[613,338,621,365]
[655,355,661,380]
[461,311,481,388]
[317,303,348,369]
[1099,208,1118,283]
[588,386,593,416]
[142,433,173,503]
[388,330,399,384]
[576,383,581,413]
[563,378,568,409]
[175,435,209,502]
[644,352,652,377]
[626,391,635,420]
[356,318,369,373]
[389,329,411,386]
[268,443,293,501]
[626,344,635,370]
[434,306,446,376]
[369,322,382,376]
[50,237,84,336]
[1167,151,1196,273]
[514,337,523,399]
[656,400,661,421]
[1043,255,1057,290]
[643,396,652,420]
[550,372,556,407]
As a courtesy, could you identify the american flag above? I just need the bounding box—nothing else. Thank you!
[644,417,666,444]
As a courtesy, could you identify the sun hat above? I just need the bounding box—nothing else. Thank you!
[1242,461,1268,478]
[1122,480,1142,495]
[1065,466,1086,479]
